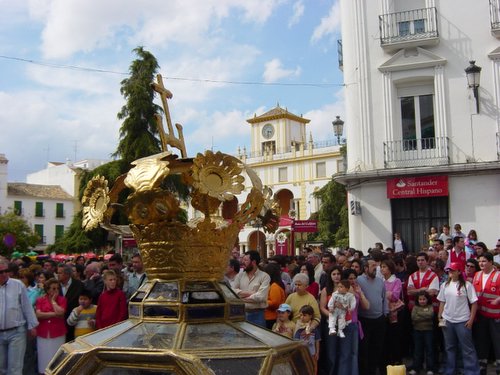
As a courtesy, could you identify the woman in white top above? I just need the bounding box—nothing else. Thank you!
[437,262,480,375]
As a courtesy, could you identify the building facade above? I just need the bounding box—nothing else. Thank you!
[188,106,343,259]
[0,154,108,250]
[337,0,500,252]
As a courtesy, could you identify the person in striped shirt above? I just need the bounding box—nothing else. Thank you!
[66,289,96,338]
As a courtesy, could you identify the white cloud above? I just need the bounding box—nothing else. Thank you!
[25,64,122,95]
[0,88,120,180]
[303,89,345,142]
[184,108,252,154]
[263,58,301,83]
[311,1,341,43]
[30,0,283,59]
[288,0,304,28]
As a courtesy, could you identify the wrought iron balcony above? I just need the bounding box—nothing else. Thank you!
[490,0,500,37]
[379,7,439,50]
[384,137,449,168]
[337,39,343,71]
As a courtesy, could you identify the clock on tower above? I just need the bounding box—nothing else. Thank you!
[262,124,275,139]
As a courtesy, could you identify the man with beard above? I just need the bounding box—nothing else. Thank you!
[231,250,270,327]
[357,258,388,375]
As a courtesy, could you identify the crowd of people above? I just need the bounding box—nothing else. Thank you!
[0,252,147,375]
[226,228,500,375]
[0,224,498,375]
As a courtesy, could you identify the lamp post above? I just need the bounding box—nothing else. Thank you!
[465,60,482,113]
[332,115,344,145]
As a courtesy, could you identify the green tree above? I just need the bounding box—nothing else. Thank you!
[113,46,163,165]
[47,211,97,253]
[0,211,40,257]
[53,47,184,253]
[308,178,349,248]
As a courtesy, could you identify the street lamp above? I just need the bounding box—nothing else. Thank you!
[332,115,344,145]
[465,60,482,113]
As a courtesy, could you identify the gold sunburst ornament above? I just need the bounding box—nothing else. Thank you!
[188,150,245,201]
[81,176,110,231]
[63,74,314,375]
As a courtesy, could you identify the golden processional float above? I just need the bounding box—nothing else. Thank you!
[46,75,314,375]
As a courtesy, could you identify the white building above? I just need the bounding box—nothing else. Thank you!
[196,106,343,258]
[27,159,108,197]
[337,0,500,252]
[0,154,109,250]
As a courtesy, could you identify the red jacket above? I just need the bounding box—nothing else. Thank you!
[95,288,128,329]
[35,295,67,339]
[408,269,439,312]
[472,270,500,319]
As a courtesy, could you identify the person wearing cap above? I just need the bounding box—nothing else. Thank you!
[437,261,480,375]
[472,252,500,375]
[272,303,295,338]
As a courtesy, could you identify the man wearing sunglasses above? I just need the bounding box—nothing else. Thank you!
[0,258,38,375]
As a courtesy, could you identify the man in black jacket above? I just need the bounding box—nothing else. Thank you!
[57,264,83,342]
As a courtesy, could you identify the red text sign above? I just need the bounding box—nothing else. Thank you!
[292,220,318,232]
[387,176,448,199]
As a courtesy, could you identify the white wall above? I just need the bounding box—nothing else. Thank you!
[448,174,500,248]
[348,181,392,253]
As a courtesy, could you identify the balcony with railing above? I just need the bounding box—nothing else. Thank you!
[490,0,500,36]
[239,139,338,163]
[337,39,343,71]
[384,137,449,168]
[379,7,439,51]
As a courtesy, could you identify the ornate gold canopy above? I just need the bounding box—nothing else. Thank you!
[46,75,313,375]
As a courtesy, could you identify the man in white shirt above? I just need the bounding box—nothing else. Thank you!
[0,258,38,375]
[231,250,270,328]
[127,253,148,299]
[306,252,323,284]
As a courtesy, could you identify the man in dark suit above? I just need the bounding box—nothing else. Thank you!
[57,264,84,342]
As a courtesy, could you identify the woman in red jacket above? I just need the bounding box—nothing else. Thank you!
[35,278,67,375]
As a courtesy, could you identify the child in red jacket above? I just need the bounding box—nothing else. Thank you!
[95,270,128,329]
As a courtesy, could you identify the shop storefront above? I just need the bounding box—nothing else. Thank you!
[387,176,449,252]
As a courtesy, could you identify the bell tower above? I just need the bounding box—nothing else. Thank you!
[246,105,310,155]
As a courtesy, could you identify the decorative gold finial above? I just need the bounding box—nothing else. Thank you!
[152,74,187,158]
[81,78,281,281]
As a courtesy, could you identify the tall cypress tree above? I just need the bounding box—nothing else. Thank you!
[113,46,163,164]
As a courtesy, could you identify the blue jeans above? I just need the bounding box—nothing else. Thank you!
[413,329,434,372]
[442,321,479,375]
[0,326,27,375]
[246,310,265,328]
[328,321,358,375]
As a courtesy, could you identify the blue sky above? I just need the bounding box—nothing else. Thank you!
[0,0,344,182]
